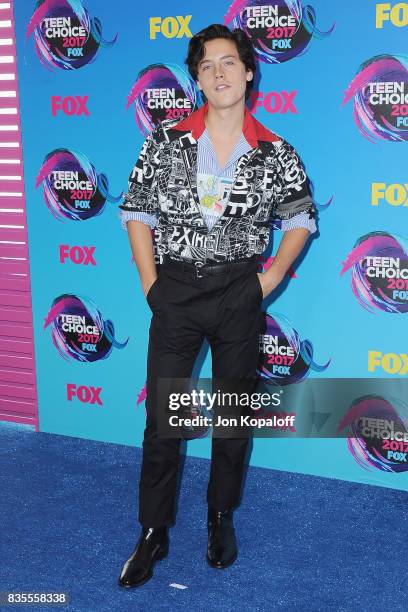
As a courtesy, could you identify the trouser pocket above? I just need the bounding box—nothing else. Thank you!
[146,277,160,311]
[252,270,263,303]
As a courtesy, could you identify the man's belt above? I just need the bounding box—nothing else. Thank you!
[162,254,258,278]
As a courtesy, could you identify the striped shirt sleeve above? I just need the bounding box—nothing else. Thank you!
[119,209,158,231]
[280,210,317,234]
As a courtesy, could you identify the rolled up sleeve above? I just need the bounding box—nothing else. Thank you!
[118,210,158,231]
[273,140,317,228]
[118,126,162,225]
[280,211,317,234]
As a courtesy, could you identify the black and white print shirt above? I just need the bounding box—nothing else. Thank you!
[118,102,317,265]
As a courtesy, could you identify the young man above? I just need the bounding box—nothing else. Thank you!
[117,24,317,588]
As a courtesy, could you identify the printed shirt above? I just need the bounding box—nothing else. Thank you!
[118,101,318,265]
[119,126,316,235]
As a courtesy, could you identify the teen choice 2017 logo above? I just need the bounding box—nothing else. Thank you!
[341,231,408,314]
[126,63,203,136]
[224,0,335,64]
[258,313,331,385]
[343,54,408,142]
[337,395,408,473]
[43,294,128,362]
[35,148,122,221]
[26,0,117,70]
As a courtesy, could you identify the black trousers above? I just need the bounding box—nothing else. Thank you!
[139,255,264,527]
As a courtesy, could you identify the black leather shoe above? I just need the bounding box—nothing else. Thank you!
[206,508,238,569]
[118,526,169,588]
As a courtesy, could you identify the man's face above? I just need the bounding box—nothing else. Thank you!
[196,38,253,110]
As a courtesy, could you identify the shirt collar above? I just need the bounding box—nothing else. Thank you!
[200,128,252,170]
[173,101,279,148]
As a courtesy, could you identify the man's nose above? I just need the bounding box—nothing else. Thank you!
[215,65,225,78]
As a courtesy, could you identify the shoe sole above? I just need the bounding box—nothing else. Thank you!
[117,546,169,588]
[206,550,238,569]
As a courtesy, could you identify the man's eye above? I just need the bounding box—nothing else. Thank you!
[202,65,210,71]
[225,61,234,65]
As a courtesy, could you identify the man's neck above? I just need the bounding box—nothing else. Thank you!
[204,100,246,140]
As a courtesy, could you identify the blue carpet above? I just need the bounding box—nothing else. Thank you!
[0,420,407,612]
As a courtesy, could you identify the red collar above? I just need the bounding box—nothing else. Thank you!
[173,101,279,148]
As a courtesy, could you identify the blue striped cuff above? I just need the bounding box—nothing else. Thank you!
[280,211,317,234]
[119,210,158,231]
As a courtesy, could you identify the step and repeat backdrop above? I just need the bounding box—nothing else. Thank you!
[13,1,408,491]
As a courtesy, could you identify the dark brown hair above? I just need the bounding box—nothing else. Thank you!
[184,23,256,102]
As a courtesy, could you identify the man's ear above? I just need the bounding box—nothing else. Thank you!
[197,80,202,91]
[246,70,253,82]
